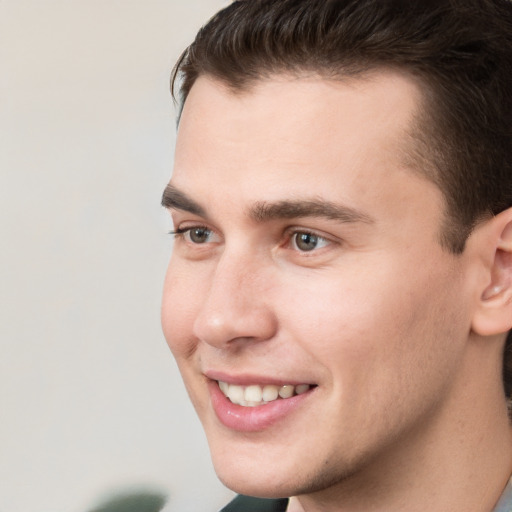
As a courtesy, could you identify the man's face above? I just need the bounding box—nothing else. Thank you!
[162,73,476,498]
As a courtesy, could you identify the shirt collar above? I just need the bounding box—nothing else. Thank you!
[493,477,512,512]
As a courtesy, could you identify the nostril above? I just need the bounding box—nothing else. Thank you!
[193,302,278,348]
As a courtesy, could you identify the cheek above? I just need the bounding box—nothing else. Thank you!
[277,256,467,385]
[161,259,202,359]
[274,271,380,389]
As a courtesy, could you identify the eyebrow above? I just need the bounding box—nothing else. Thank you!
[250,199,374,224]
[161,184,206,216]
[162,184,374,225]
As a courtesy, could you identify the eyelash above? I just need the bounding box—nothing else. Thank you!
[169,225,216,243]
[169,227,203,237]
[170,225,334,254]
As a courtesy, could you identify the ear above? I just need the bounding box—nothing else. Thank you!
[471,207,512,337]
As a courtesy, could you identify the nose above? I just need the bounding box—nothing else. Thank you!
[192,251,278,349]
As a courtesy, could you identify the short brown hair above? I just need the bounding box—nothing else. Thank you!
[171,0,512,399]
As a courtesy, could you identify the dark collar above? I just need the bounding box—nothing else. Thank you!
[221,495,289,512]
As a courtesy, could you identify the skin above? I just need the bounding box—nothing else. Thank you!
[162,72,512,511]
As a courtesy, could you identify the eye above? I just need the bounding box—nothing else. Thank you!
[290,231,330,252]
[186,227,213,244]
[171,226,220,244]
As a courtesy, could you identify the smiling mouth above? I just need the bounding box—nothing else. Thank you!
[217,381,314,407]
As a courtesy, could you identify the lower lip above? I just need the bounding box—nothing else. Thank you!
[208,380,315,432]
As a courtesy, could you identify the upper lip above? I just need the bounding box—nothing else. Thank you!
[204,370,316,387]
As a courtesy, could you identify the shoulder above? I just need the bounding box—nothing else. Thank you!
[220,495,289,512]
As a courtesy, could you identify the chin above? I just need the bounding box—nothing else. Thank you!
[208,443,299,498]
[208,441,340,500]
[206,426,373,501]
[216,468,294,499]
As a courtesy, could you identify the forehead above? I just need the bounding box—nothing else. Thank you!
[175,71,423,175]
[172,72,438,226]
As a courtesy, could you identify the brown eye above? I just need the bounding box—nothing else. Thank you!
[187,227,213,244]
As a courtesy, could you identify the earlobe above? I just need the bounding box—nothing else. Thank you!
[472,208,512,337]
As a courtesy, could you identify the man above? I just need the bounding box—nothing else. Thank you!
[161,0,512,510]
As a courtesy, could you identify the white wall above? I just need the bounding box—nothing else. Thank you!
[0,1,233,511]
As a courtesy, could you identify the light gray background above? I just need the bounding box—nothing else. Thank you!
[0,1,234,511]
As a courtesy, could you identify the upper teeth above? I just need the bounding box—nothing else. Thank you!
[218,381,311,407]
